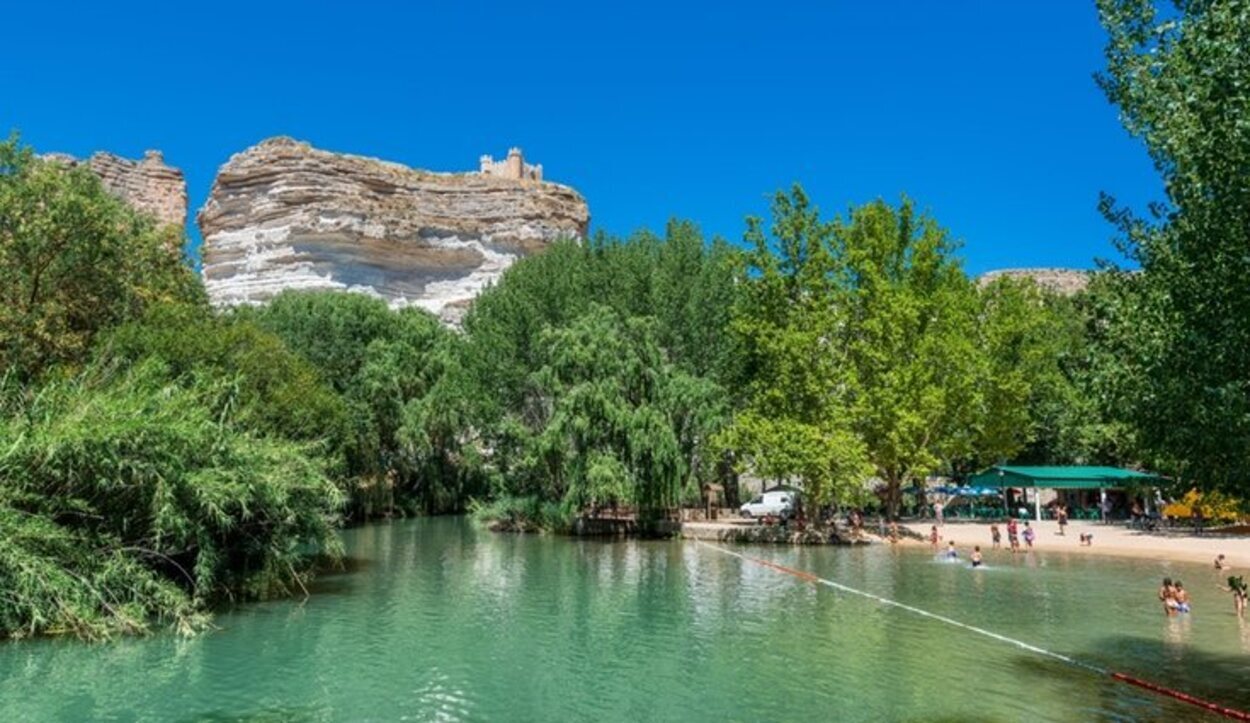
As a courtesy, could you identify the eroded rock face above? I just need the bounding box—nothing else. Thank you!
[977,268,1090,295]
[44,150,187,229]
[197,138,590,322]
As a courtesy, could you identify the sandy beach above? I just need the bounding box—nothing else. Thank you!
[897,518,1250,568]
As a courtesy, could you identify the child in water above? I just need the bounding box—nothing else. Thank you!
[1023,521,1036,549]
[971,546,983,568]
[930,525,940,551]
[946,541,958,560]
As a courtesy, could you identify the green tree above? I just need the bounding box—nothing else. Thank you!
[0,136,200,379]
[244,291,479,514]
[1096,0,1250,493]
[837,198,982,515]
[481,306,727,529]
[724,187,871,509]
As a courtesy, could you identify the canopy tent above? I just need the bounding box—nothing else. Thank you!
[968,466,1160,490]
[967,465,1160,521]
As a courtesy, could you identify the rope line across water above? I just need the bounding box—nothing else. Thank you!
[694,539,1250,721]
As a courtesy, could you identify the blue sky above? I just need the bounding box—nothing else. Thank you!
[1,1,1159,274]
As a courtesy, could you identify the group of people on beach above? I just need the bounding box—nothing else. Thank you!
[985,518,1036,553]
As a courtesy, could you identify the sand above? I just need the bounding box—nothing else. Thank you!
[898,519,1250,568]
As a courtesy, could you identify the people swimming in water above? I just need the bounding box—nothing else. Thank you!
[1220,575,1249,618]
[945,540,958,560]
[971,546,983,568]
[1022,521,1035,549]
[990,523,1001,550]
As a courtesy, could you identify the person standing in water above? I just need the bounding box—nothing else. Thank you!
[1173,581,1191,613]
[946,540,958,559]
[1215,554,1230,570]
[1159,577,1178,616]
[971,546,984,568]
[990,523,1002,550]
[930,525,940,551]
[1220,575,1248,618]
[1023,521,1036,549]
[1006,517,1020,553]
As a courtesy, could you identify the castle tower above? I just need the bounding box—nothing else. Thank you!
[506,147,523,180]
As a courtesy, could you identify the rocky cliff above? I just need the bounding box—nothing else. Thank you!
[44,150,187,229]
[197,138,590,321]
[977,268,1090,295]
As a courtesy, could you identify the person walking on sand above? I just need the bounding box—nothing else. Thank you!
[1219,575,1248,618]
[1007,517,1020,553]
[934,500,945,526]
[1056,504,1068,536]
[930,525,940,551]
[990,523,1002,550]
[1023,521,1035,550]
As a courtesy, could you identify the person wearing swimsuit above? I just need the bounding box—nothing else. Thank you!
[1159,577,1178,615]
[971,546,983,568]
[1174,581,1191,613]
[1221,576,1248,618]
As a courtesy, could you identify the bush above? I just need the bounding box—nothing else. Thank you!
[0,362,344,639]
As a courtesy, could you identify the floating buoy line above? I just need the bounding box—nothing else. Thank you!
[695,540,1250,721]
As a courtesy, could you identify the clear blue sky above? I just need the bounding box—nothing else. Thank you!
[1,0,1160,274]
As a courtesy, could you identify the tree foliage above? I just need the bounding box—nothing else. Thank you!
[0,136,200,380]
[1096,0,1250,494]
[0,363,343,640]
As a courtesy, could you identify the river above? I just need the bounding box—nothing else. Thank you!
[1,517,1247,721]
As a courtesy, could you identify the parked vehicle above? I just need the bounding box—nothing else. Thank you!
[739,490,796,520]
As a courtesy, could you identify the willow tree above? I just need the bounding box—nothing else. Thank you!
[490,305,726,527]
[1096,0,1250,494]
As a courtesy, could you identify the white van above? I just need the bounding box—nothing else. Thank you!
[739,490,796,520]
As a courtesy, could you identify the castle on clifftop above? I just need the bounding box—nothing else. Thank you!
[479,147,542,181]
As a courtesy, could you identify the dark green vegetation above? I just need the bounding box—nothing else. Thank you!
[1094,0,1250,494]
[1,0,1247,640]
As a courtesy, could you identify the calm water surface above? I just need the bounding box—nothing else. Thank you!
[1,517,1248,722]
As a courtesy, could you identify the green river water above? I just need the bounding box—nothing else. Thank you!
[1,517,1248,722]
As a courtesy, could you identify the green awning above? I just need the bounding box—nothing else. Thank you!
[967,465,1159,490]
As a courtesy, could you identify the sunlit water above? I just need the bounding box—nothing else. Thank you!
[1,518,1248,722]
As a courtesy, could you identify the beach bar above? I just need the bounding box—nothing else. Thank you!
[967,465,1160,522]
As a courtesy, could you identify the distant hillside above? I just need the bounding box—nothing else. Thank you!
[977,268,1090,295]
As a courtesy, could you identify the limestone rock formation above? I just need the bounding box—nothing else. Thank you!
[198,138,589,322]
[44,150,187,228]
[977,268,1090,295]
